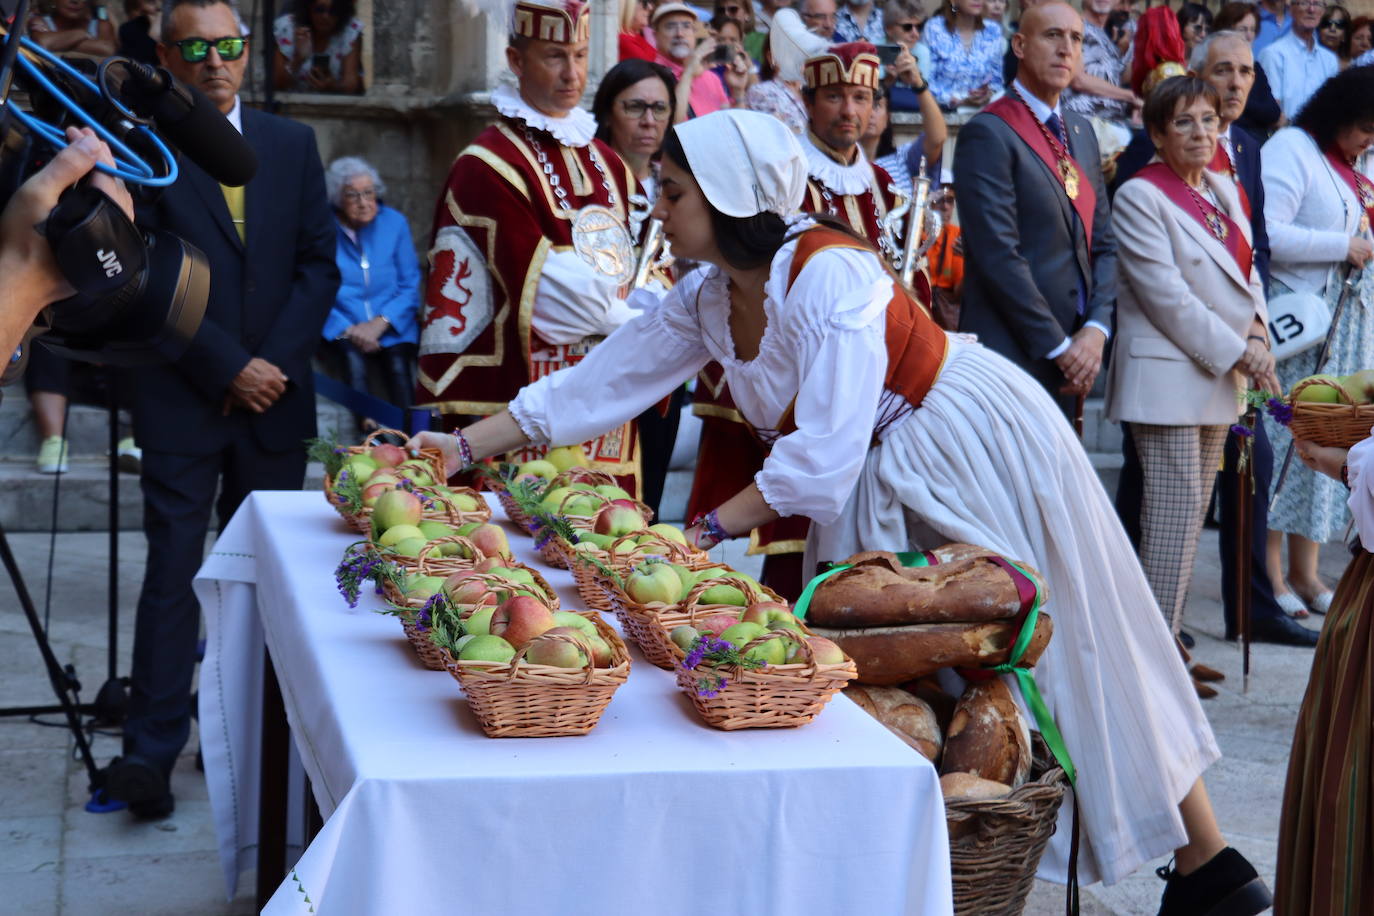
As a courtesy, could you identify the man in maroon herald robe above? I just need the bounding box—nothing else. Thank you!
[417,0,645,493]
[686,42,911,598]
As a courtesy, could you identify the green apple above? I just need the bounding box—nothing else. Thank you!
[373,489,423,531]
[417,521,456,541]
[545,444,588,472]
[453,634,476,654]
[463,605,497,636]
[405,576,446,599]
[552,611,598,638]
[341,453,378,481]
[393,537,428,558]
[517,459,559,481]
[377,524,425,547]
[669,564,696,601]
[646,523,688,546]
[539,486,574,512]
[718,621,767,648]
[458,635,516,663]
[669,625,699,651]
[594,484,632,500]
[743,635,787,666]
[1295,374,1345,403]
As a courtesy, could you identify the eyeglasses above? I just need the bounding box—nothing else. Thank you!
[172,36,247,62]
[619,99,671,120]
[1292,0,1325,9]
[1320,18,1349,29]
[896,21,919,31]
[1170,113,1220,134]
[658,18,695,32]
[342,188,377,202]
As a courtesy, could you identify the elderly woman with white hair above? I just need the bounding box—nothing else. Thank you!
[409,108,1272,912]
[321,155,421,431]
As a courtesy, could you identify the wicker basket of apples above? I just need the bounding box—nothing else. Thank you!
[312,428,451,532]
[1287,372,1374,448]
[665,578,856,730]
[369,486,516,575]
[608,566,786,670]
[561,524,709,614]
[384,570,563,671]
[426,589,631,738]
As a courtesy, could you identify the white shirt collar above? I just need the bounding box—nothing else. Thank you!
[491,82,597,148]
[801,132,876,195]
[1012,80,1062,125]
[226,95,242,134]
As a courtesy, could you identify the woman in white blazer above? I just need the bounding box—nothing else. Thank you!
[1107,76,1280,642]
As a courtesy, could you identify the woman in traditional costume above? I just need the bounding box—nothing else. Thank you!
[410,108,1269,914]
[1276,432,1374,914]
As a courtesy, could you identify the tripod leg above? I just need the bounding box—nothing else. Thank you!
[0,523,105,789]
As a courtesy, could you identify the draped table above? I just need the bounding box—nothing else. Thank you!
[195,491,952,915]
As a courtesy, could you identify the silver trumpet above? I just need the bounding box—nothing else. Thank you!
[898,156,942,288]
[632,217,673,289]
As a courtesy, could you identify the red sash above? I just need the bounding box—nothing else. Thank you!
[1208,143,1251,221]
[1323,145,1374,232]
[1136,162,1252,283]
[983,94,1095,244]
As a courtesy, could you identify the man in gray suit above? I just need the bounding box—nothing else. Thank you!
[955,0,1116,416]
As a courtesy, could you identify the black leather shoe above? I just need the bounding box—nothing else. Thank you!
[1157,848,1272,916]
[1179,630,1196,650]
[1251,614,1321,647]
[104,754,169,805]
[128,792,175,820]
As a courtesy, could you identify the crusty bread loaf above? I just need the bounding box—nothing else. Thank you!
[810,614,1053,685]
[905,675,957,735]
[939,772,1012,800]
[808,550,1049,629]
[844,685,943,762]
[940,680,1032,788]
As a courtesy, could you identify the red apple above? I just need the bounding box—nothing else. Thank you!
[468,524,512,560]
[523,627,589,668]
[741,601,792,627]
[696,611,742,637]
[804,636,846,665]
[443,570,499,607]
[490,595,555,648]
[370,443,407,467]
[372,488,423,530]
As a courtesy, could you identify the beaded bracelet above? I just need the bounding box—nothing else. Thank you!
[454,430,475,470]
[702,508,731,544]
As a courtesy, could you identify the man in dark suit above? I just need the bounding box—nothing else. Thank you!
[956,0,1117,416]
[105,0,339,815]
[1111,31,1316,647]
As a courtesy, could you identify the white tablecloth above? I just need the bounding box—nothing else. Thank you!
[195,491,952,915]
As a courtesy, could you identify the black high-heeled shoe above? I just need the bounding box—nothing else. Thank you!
[1156,848,1271,916]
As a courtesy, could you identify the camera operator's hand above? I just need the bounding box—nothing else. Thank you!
[0,128,131,360]
[223,357,288,414]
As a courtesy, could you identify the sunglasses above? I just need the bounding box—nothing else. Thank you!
[1320,18,1349,28]
[173,36,247,62]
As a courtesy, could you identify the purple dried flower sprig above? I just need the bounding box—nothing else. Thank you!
[1230,424,1253,438]
[1266,397,1294,426]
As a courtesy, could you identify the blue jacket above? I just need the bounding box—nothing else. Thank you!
[324,204,422,347]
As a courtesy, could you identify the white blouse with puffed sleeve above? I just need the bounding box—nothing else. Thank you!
[508,237,894,525]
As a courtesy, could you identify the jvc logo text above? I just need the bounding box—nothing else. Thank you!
[97,249,122,278]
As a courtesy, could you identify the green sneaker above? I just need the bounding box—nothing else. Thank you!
[116,436,142,474]
[36,435,69,474]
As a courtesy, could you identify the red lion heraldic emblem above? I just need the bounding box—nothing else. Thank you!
[421,225,495,358]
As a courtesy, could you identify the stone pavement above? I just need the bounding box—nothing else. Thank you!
[0,518,1344,915]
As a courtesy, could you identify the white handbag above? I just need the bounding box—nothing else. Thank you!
[1266,290,1331,362]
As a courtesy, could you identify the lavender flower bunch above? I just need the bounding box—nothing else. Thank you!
[334,542,387,608]
[679,634,763,698]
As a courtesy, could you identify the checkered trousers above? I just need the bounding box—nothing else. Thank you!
[1133,423,1230,634]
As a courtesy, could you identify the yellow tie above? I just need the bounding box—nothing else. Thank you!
[220,183,245,243]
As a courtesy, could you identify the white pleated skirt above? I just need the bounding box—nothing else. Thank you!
[808,338,1220,887]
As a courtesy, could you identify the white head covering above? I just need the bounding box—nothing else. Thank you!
[674,110,808,220]
[769,9,829,83]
